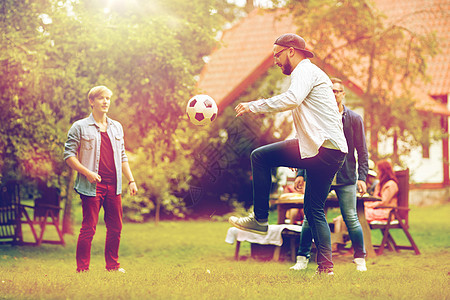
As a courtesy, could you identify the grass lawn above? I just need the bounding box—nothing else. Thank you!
[0,203,449,299]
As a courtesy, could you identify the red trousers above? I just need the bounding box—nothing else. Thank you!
[76,183,122,272]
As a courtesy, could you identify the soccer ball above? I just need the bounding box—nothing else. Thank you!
[186,95,218,126]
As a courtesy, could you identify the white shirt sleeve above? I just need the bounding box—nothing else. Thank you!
[249,89,298,113]
[248,63,314,114]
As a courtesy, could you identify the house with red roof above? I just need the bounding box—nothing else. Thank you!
[197,2,450,204]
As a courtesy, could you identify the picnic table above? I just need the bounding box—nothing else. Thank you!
[273,194,381,258]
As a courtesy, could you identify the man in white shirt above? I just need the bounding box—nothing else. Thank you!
[229,33,348,275]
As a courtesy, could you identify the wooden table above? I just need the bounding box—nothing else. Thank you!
[273,195,381,258]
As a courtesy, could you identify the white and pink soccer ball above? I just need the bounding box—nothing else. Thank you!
[186,95,218,126]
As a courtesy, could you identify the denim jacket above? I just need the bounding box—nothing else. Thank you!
[63,114,128,196]
[297,105,368,185]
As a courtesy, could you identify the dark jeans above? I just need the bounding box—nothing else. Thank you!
[251,139,346,270]
[77,182,123,272]
[298,184,366,259]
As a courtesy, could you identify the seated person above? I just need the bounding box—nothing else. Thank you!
[282,177,304,224]
[286,208,304,225]
[364,160,399,223]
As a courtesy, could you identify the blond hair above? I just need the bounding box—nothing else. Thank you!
[88,86,112,101]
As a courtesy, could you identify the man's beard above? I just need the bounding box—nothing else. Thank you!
[282,59,293,75]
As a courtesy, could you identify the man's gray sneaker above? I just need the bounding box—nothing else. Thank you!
[228,214,268,235]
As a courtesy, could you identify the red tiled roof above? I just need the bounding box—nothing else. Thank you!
[197,3,449,115]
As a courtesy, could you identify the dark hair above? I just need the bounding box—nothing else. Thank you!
[377,159,398,188]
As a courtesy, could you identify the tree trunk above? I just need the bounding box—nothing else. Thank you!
[392,129,399,165]
[155,198,161,226]
[245,0,254,12]
[366,45,379,161]
[368,121,379,161]
[62,169,75,235]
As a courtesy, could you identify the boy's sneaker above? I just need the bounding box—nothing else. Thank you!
[290,256,309,270]
[354,258,367,272]
[107,267,126,273]
[228,214,268,235]
[76,268,89,273]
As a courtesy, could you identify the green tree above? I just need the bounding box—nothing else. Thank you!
[78,0,242,222]
[1,0,102,233]
[1,0,244,229]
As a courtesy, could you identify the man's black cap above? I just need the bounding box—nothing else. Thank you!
[274,33,314,58]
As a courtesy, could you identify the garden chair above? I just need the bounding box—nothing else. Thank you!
[369,169,420,255]
[0,181,38,245]
[20,184,65,246]
[0,181,20,244]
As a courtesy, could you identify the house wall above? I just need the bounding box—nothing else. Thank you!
[409,188,450,206]
[378,137,443,184]
[376,93,450,205]
[378,136,450,205]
